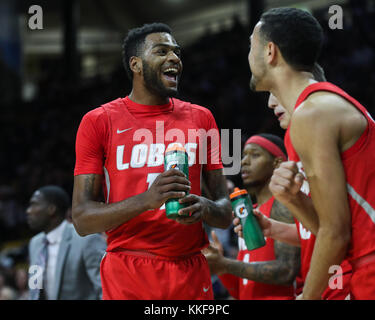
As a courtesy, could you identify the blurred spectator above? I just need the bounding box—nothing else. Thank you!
[27,185,106,300]
[15,268,29,300]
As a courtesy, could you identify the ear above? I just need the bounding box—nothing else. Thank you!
[129,56,142,75]
[273,156,284,169]
[266,42,278,65]
[47,204,57,217]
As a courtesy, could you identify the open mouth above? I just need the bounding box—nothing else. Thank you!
[241,171,250,179]
[163,67,179,84]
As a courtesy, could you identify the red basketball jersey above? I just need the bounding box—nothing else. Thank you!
[219,196,295,300]
[285,81,375,297]
[75,96,223,257]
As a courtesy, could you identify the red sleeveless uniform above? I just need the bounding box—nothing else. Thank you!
[285,82,375,300]
[74,96,223,299]
[219,197,295,300]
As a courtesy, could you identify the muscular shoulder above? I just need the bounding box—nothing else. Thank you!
[82,106,108,126]
[191,103,215,120]
[291,91,367,151]
[293,92,342,125]
[174,98,215,121]
[81,97,124,124]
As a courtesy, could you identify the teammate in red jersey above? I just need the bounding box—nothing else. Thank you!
[267,64,352,300]
[248,7,375,299]
[72,23,232,300]
[203,134,300,300]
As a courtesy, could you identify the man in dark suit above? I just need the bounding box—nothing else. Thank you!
[27,185,106,300]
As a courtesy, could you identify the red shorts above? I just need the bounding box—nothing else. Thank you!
[350,253,375,300]
[100,250,214,300]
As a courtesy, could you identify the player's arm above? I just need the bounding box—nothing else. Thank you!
[267,200,301,247]
[72,170,190,236]
[209,201,300,285]
[269,162,319,235]
[72,112,191,236]
[290,98,351,299]
[234,205,300,247]
[177,169,232,228]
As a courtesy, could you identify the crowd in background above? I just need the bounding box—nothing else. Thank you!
[0,3,375,299]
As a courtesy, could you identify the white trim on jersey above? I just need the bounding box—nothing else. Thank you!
[104,166,110,204]
[347,183,375,224]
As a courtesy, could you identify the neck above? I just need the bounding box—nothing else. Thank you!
[269,68,316,115]
[45,218,64,234]
[247,181,273,206]
[129,83,169,106]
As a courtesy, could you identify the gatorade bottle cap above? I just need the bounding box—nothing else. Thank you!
[229,187,248,200]
[165,144,186,153]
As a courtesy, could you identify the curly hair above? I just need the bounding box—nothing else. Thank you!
[122,23,172,80]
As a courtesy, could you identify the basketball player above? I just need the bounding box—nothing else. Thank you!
[233,65,351,300]
[248,7,375,299]
[203,134,300,300]
[265,65,352,299]
[72,23,232,300]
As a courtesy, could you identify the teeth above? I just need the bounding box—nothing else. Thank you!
[164,68,178,74]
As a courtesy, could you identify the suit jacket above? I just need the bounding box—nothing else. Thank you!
[28,222,106,300]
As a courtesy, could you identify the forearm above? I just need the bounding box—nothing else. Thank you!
[202,198,232,228]
[282,191,319,235]
[221,257,296,286]
[303,227,349,299]
[269,220,300,247]
[72,192,150,236]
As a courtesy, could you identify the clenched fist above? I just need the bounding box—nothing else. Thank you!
[269,161,304,205]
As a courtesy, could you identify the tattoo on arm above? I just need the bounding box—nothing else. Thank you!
[271,199,295,224]
[203,169,228,201]
[201,169,232,228]
[225,240,300,285]
[224,200,300,285]
[82,174,103,202]
[83,175,94,198]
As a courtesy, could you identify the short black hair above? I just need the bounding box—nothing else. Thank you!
[312,63,326,82]
[257,133,287,158]
[259,7,323,72]
[122,22,172,80]
[38,185,70,218]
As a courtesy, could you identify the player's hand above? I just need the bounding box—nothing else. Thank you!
[145,169,191,210]
[234,209,272,238]
[253,209,273,238]
[202,231,226,275]
[175,194,208,225]
[269,161,304,205]
[233,217,243,238]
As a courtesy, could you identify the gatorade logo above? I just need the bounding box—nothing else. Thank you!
[166,161,180,171]
[236,205,248,219]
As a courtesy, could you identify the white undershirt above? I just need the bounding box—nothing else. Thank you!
[45,220,67,299]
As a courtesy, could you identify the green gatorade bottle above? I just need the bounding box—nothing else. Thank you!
[164,144,189,220]
[230,188,266,250]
